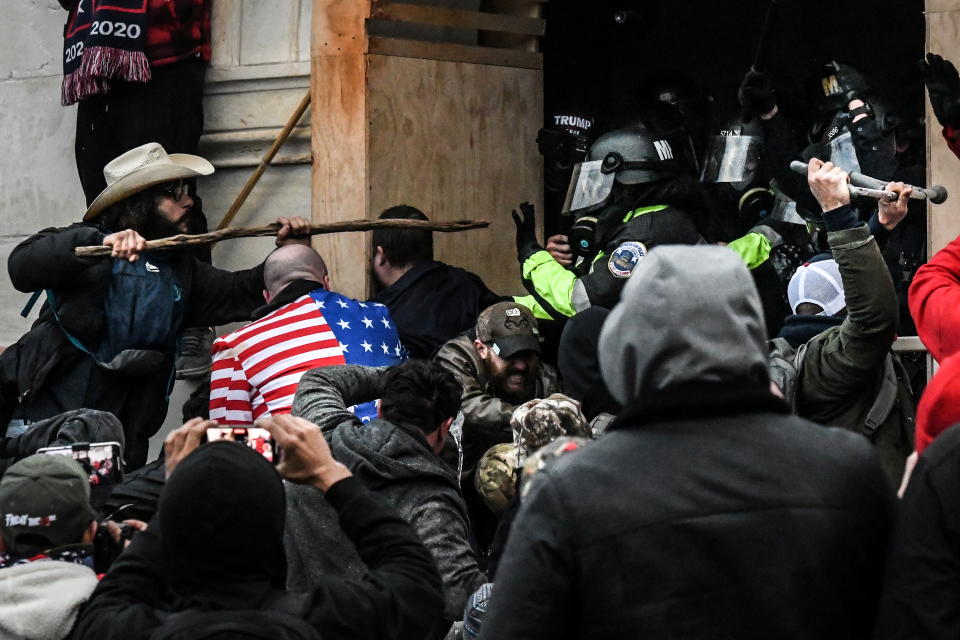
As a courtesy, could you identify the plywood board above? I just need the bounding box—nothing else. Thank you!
[926,1,960,254]
[310,54,371,299]
[366,54,543,296]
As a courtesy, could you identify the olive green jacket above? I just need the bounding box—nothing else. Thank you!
[797,223,915,482]
[434,335,562,472]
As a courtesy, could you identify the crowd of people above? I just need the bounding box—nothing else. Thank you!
[6,1,960,638]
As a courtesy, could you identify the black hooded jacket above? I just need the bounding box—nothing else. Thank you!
[73,441,444,640]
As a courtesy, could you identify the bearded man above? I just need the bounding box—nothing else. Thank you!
[3,143,309,468]
[435,302,562,474]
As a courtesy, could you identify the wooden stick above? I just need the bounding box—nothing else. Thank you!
[74,219,490,257]
[216,89,312,231]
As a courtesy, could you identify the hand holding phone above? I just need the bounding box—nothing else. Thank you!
[257,415,350,491]
[203,426,278,464]
[164,418,215,478]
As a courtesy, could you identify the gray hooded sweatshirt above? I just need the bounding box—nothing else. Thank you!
[599,244,770,403]
[288,365,486,622]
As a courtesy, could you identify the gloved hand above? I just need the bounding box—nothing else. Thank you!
[920,52,960,129]
[738,68,777,120]
[511,201,541,261]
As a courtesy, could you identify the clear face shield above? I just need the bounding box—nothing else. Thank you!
[700,134,764,190]
[826,129,862,174]
[561,159,617,217]
[769,190,806,225]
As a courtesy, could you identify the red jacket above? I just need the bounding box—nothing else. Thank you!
[909,233,960,363]
[915,354,960,454]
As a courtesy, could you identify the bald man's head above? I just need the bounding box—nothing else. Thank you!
[264,245,329,300]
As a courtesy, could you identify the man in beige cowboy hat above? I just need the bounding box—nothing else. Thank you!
[2,143,311,468]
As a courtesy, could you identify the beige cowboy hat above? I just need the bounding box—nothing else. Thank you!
[84,142,214,221]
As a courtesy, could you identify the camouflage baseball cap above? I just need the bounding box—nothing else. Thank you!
[476,302,540,359]
[521,436,591,499]
[511,393,591,460]
[0,454,96,556]
[474,443,520,513]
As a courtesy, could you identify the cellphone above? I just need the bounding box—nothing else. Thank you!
[204,426,278,464]
[37,442,123,486]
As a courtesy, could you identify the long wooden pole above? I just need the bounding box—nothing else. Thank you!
[216,89,313,231]
[74,219,490,257]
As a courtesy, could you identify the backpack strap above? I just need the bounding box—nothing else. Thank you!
[861,353,899,438]
[19,290,44,318]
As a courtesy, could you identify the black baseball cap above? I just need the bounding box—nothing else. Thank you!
[476,302,540,359]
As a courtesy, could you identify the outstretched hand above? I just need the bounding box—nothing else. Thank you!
[511,201,541,258]
[920,53,960,129]
[276,216,312,247]
[738,68,777,121]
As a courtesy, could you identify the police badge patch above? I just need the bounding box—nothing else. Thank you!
[607,242,647,278]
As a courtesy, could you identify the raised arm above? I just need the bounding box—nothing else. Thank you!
[291,365,386,435]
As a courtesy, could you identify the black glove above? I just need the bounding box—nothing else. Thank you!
[738,69,777,120]
[511,201,541,261]
[920,52,960,129]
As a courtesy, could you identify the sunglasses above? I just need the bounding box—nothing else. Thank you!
[159,180,190,201]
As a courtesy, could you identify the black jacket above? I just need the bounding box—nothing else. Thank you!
[3,223,265,466]
[371,261,502,360]
[479,384,895,640]
[73,475,443,640]
[874,424,960,640]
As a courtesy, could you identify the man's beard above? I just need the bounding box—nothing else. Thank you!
[143,211,191,240]
[491,367,536,405]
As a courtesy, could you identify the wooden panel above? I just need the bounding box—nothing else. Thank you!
[312,0,371,56]
[368,36,542,68]
[366,54,543,296]
[373,3,545,36]
[926,1,960,255]
[310,54,370,299]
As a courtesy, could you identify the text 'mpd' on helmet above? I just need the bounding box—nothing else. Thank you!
[561,123,684,218]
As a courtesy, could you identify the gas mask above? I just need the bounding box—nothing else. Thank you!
[561,153,637,257]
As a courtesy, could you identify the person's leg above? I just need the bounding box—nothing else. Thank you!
[75,93,122,206]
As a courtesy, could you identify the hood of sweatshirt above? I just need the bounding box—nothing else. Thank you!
[331,418,458,491]
[0,559,97,640]
[599,245,770,406]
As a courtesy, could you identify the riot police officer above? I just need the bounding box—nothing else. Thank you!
[512,116,707,320]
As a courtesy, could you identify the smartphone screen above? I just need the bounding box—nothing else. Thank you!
[205,427,277,464]
[38,442,123,486]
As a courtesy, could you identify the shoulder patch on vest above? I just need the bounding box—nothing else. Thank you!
[607,242,647,278]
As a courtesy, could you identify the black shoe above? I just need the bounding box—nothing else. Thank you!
[176,327,215,379]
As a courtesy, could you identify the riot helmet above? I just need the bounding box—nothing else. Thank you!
[700,115,773,221]
[806,61,869,122]
[562,119,687,219]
